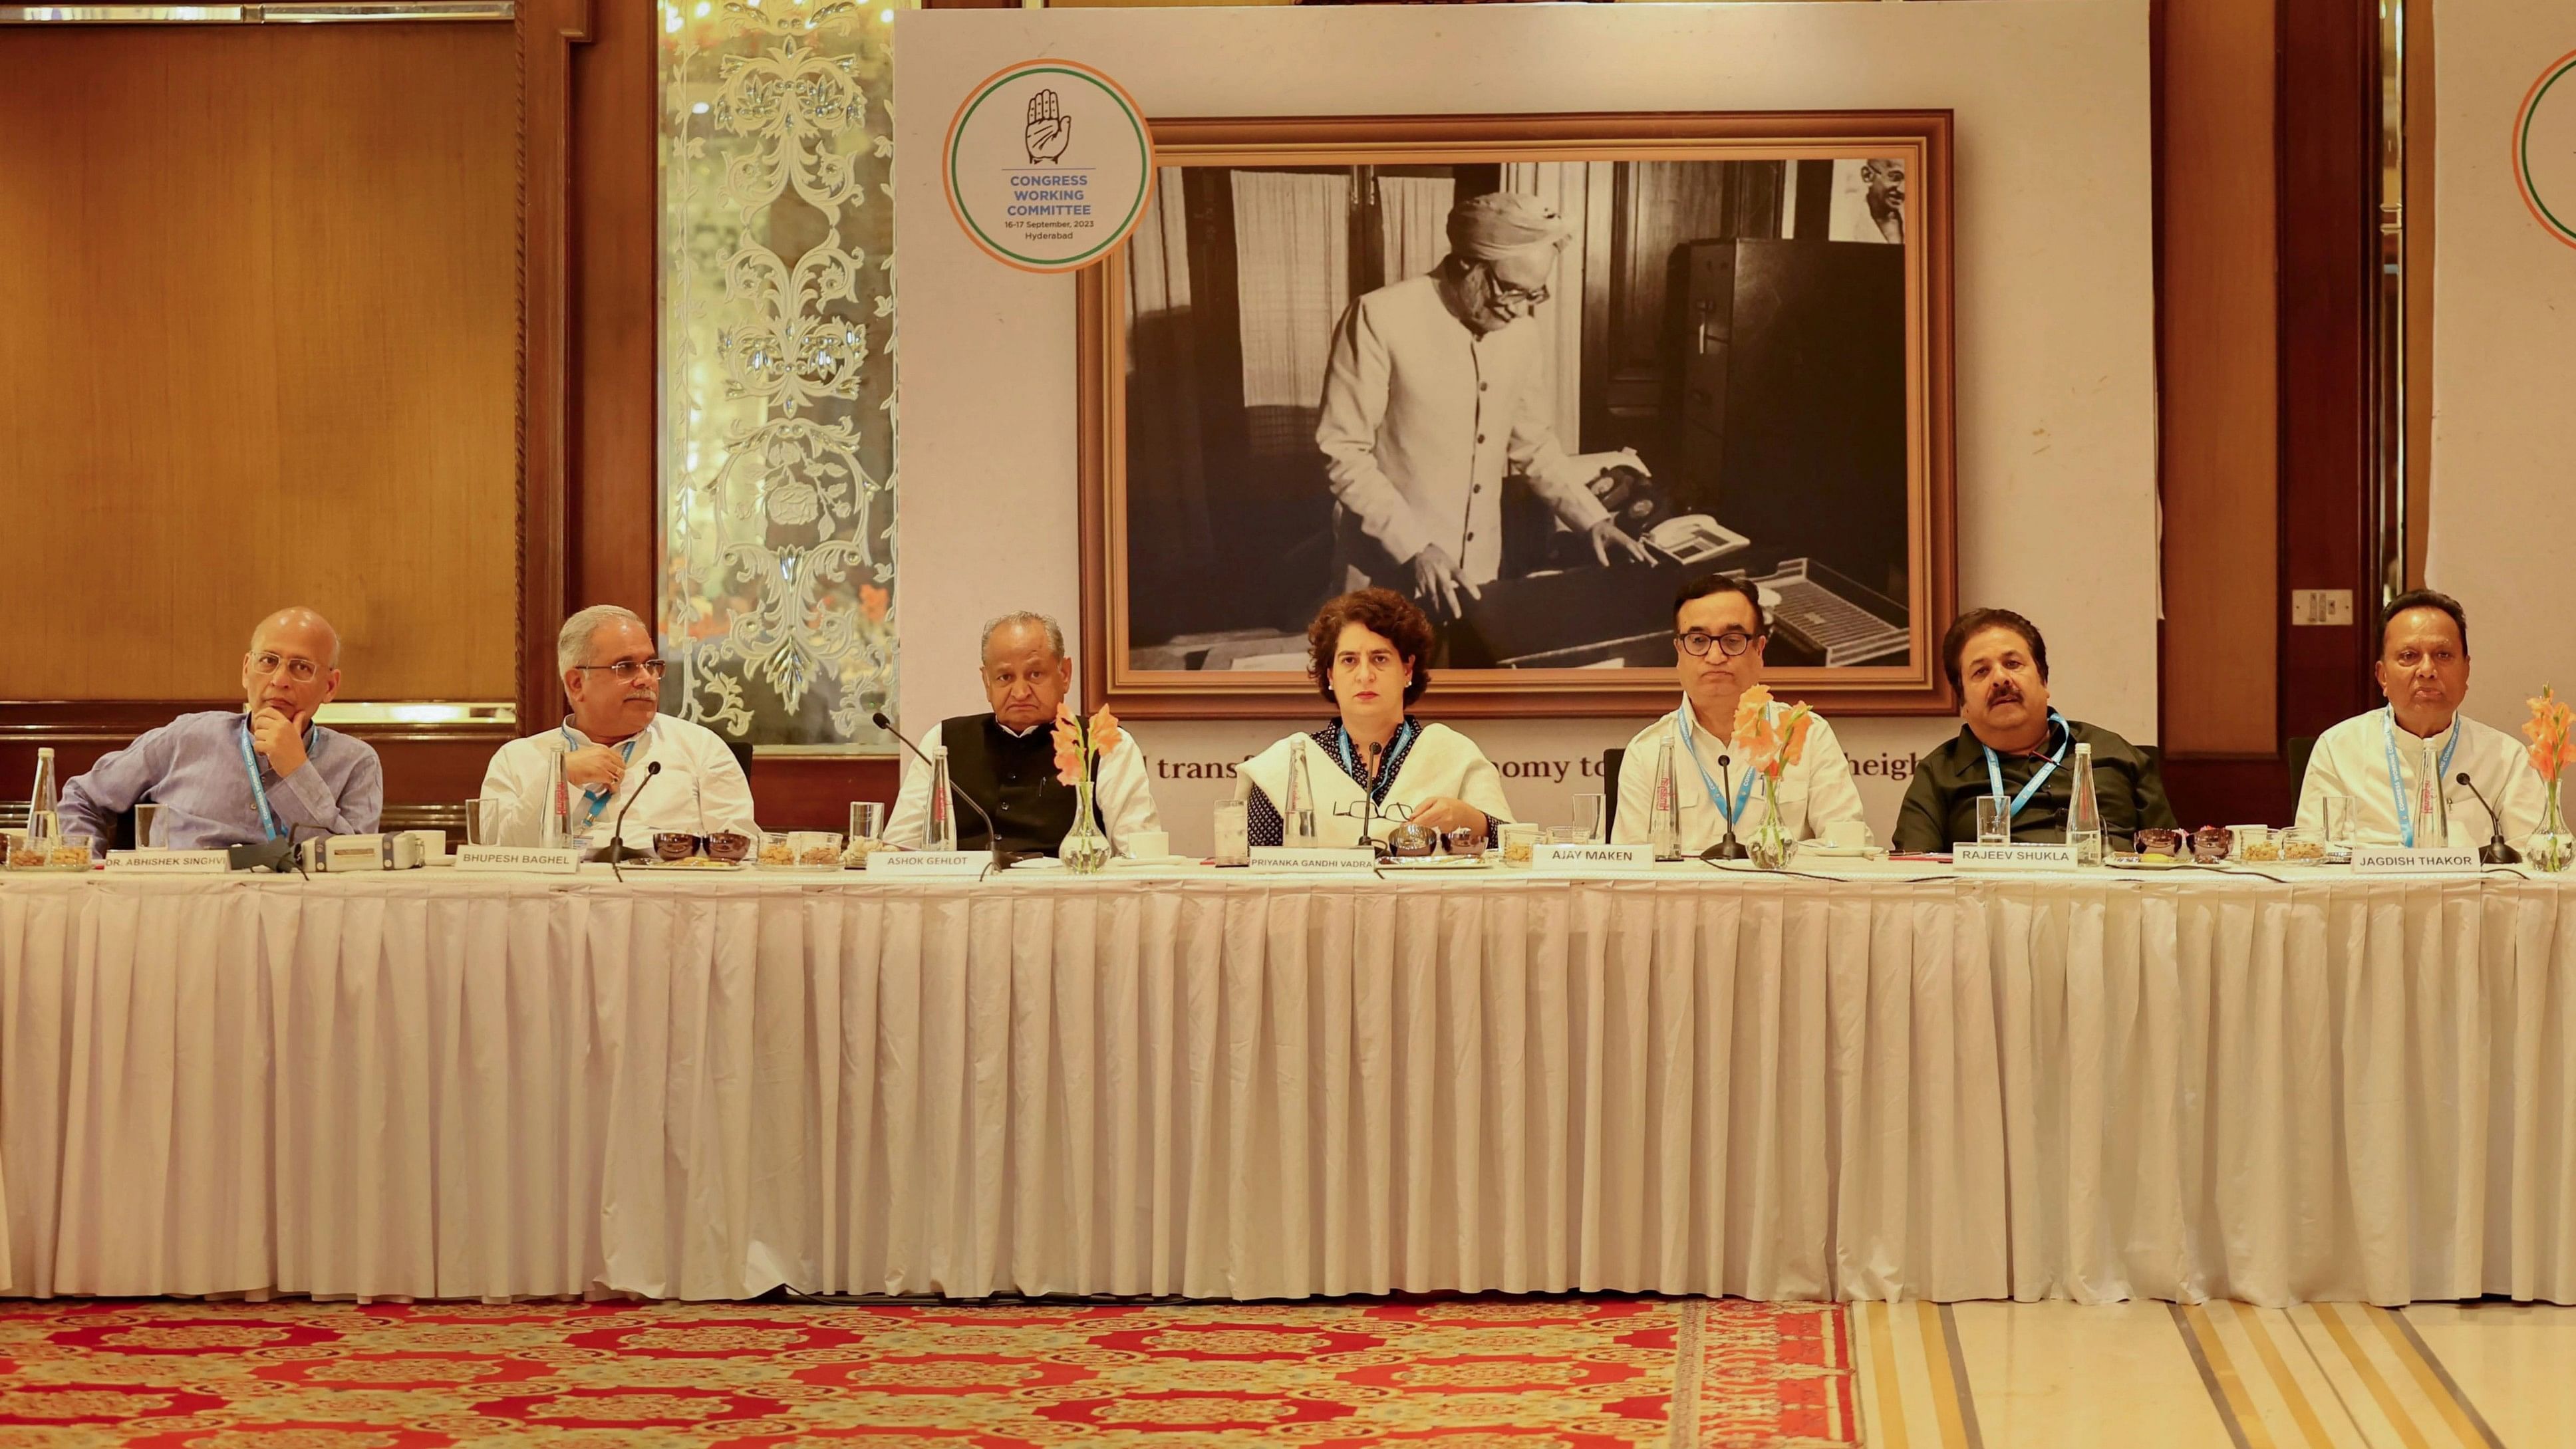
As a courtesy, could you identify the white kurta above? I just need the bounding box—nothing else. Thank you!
[1612,703,1870,852]
[478,714,758,849]
[2297,707,2549,851]
[882,724,1163,853]
[1316,275,1611,589]
[1236,721,1516,848]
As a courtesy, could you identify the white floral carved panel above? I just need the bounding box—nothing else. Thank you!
[658,0,899,750]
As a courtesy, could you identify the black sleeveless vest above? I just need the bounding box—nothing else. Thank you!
[935,714,1103,855]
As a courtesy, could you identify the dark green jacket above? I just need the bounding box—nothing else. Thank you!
[1892,718,2177,853]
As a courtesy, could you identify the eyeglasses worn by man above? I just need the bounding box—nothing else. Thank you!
[53,606,384,855]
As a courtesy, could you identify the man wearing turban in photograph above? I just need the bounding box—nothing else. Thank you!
[1316,190,1651,621]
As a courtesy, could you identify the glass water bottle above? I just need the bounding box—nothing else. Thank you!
[2067,742,2104,866]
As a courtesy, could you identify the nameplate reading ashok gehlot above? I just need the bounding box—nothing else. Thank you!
[943,59,1153,273]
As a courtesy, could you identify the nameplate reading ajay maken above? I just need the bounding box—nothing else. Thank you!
[1249,847,1381,872]
[455,845,584,874]
[867,851,992,877]
[1530,843,1655,872]
[1954,843,2080,871]
[103,850,231,874]
[2349,846,2482,874]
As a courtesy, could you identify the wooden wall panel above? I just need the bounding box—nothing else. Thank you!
[2158,0,2281,757]
[0,25,519,703]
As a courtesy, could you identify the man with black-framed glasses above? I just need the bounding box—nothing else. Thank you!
[55,606,383,855]
[1316,190,1650,622]
[477,604,757,850]
[1610,574,1867,852]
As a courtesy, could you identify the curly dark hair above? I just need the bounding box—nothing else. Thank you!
[1307,588,1434,707]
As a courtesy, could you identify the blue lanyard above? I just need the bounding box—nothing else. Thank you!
[1336,719,1415,800]
[2380,708,2462,849]
[1675,706,1759,826]
[560,724,643,827]
[1982,711,2072,821]
[238,716,319,841]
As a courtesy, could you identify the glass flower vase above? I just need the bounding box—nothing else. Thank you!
[1747,779,1792,871]
[2533,779,2574,874]
[1060,779,1113,875]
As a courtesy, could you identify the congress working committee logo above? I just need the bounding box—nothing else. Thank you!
[2517,48,2576,250]
[944,59,1153,273]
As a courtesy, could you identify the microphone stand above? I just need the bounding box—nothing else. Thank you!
[606,760,663,881]
[873,710,1015,874]
[2454,771,2523,865]
[1701,751,1751,861]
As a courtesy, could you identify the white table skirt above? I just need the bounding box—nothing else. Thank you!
[1,867,2570,1306]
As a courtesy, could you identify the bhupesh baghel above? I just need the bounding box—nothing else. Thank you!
[53,606,383,855]
[2296,589,2545,849]
[478,604,758,849]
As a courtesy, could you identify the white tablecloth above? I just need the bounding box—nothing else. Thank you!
[1,865,2570,1305]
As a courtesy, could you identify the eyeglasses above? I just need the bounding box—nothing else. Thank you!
[1675,630,1761,658]
[574,659,669,682]
[248,651,323,682]
[1488,276,1550,307]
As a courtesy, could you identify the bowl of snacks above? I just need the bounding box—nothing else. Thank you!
[2276,826,2327,865]
[47,836,96,870]
[2190,826,2233,864]
[705,831,752,864]
[756,831,795,867]
[791,831,845,868]
[654,831,702,863]
[5,830,43,870]
[841,837,885,869]
[2134,827,2187,862]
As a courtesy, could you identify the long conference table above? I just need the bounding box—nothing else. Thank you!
[1,859,2570,1309]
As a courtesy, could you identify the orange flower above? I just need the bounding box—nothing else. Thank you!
[859,584,889,624]
[1779,707,1814,770]
[1055,747,1085,787]
[2525,688,2575,784]
[1089,706,1123,757]
[1730,685,1775,750]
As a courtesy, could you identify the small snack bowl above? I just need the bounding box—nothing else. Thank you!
[2134,827,2186,862]
[706,831,753,864]
[47,836,96,870]
[841,837,885,869]
[654,831,702,864]
[2190,826,2233,864]
[2276,826,2327,864]
[1499,822,1542,866]
[756,831,794,867]
[4,830,43,870]
[791,831,845,868]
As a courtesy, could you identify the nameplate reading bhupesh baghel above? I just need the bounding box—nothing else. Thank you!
[867,851,992,878]
[2349,846,2482,874]
[1953,843,2080,871]
[103,850,231,874]
[1530,843,1655,873]
[454,845,584,875]
[1248,848,1381,872]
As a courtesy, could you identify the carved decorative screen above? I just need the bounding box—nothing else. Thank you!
[658,0,901,751]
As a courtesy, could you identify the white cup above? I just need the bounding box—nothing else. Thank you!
[1824,819,1870,850]
[1124,829,1171,861]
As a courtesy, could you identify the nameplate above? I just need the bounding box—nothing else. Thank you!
[2349,846,2481,874]
[1954,843,2080,871]
[867,851,992,877]
[1249,847,1381,872]
[1531,843,1655,872]
[455,845,584,874]
[103,850,231,874]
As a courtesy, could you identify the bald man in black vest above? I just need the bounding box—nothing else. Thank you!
[884,612,1165,856]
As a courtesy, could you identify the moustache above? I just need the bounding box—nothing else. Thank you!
[1986,687,2023,706]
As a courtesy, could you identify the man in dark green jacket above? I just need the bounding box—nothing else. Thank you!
[1892,608,2178,853]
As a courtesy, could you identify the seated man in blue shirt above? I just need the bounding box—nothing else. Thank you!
[55,607,384,855]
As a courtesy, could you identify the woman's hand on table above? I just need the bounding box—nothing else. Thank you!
[1405,797,1489,839]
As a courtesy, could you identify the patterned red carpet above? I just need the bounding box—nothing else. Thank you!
[0,1295,1854,1447]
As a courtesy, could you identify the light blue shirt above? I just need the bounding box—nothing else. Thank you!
[55,710,384,855]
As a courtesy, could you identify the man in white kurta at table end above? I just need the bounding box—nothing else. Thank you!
[2297,589,2545,852]
[1316,190,1651,620]
[1612,573,1867,852]
[479,604,758,850]
[883,611,1161,856]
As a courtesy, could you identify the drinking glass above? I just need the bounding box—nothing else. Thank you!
[1213,799,1250,865]
[2319,795,2356,851]
[849,800,885,842]
[1570,792,1606,844]
[1975,796,2011,846]
[464,799,503,847]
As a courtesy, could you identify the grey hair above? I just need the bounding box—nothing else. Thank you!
[558,604,650,672]
[980,611,1066,662]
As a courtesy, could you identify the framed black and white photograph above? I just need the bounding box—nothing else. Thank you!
[1077,112,1956,717]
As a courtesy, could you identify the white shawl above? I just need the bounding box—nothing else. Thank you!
[1236,721,1516,848]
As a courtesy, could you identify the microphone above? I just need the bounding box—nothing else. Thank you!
[2454,771,2522,865]
[1702,751,1751,860]
[607,760,662,876]
[873,710,1014,872]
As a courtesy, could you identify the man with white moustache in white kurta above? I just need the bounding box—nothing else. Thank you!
[2296,589,2545,852]
[478,604,760,850]
[1613,573,1867,853]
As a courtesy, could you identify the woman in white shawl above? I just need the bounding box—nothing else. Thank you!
[1236,588,1515,849]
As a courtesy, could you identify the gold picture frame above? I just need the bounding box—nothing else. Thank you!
[1078,111,1956,718]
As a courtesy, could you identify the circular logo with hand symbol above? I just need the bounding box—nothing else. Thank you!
[2518,48,2576,250]
[944,59,1153,273]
